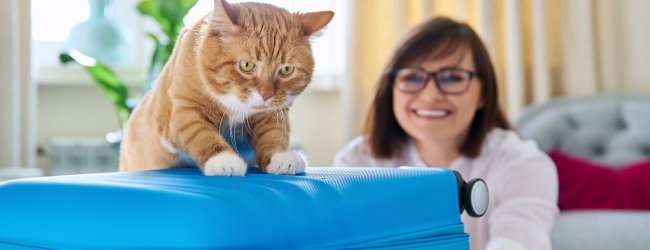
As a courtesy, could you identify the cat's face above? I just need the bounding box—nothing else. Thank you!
[198,0,333,116]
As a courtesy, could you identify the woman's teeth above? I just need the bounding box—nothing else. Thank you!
[415,109,449,117]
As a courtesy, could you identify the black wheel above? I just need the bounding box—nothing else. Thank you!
[462,178,488,217]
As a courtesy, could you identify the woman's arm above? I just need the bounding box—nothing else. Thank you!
[486,153,559,250]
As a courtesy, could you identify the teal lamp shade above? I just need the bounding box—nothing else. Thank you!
[65,0,132,65]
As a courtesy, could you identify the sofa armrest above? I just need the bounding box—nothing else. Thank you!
[552,211,650,250]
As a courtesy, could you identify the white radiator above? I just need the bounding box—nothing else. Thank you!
[47,137,118,176]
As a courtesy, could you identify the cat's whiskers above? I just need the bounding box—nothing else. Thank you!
[244,112,254,139]
[235,105,245,151]
[278,108,287,143]
[273,109,281,141]
[218,109,226,142]
[228,108,236,152]
[282,94,295,109]
[283,108,288,143]
[238,106,245,150]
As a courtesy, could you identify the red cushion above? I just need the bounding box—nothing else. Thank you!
[619,159,650,209]
[548,150,621,210]
[549,150,650,210]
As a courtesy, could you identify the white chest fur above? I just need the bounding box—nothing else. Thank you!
[213,94,260,123]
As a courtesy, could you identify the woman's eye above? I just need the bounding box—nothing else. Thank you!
[402,74,427,84]
[405,74,426,83]
[239,60,255,72]
[278,66,294,77]
[439,74,464,84]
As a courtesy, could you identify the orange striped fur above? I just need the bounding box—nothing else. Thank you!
[119,0,333,176]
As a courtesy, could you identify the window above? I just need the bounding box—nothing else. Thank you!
[32,0,348,90]
[31,0,89,42]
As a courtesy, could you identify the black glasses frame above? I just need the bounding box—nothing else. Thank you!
[391,67,478,95]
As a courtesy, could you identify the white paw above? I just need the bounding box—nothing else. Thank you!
[265,151,307,175]
[203,151,247,177]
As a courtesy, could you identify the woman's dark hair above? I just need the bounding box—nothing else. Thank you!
[364,16,511,159]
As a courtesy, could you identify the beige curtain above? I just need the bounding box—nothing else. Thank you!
[0,0,37,171]
[343,0,650,140]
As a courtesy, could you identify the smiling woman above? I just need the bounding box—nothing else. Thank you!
[334,17,558,250]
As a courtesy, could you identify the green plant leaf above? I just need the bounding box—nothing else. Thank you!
[137,0,197,91]
[137,0,197,43]
[56,0,199,130]
[137,0,171,37]
[143,33,166,93]
[59,53,74,64]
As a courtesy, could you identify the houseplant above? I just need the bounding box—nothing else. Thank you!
[60,0,198,134]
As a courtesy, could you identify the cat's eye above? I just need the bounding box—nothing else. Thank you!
[278,66,294,77]
[239,60,255,73]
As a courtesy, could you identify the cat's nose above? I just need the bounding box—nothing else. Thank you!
[261,91,274,101]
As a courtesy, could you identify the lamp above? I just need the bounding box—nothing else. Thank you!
[64,0,132,65]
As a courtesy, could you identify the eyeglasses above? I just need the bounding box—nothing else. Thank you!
[393,67,478,95]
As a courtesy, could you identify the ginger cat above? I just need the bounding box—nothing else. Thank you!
[119,0,333,176]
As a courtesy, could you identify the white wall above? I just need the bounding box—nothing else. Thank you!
[289,90,343,166]
[37,85,123,147]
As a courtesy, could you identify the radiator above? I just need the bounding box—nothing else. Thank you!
[47,137,118,175]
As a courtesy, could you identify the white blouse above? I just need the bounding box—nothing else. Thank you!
[334,128,559,250]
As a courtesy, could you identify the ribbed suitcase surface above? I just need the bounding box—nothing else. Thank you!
[0,167,468,249]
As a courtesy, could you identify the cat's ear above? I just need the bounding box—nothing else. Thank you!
[299,11,334,36]
[213,0,241,32]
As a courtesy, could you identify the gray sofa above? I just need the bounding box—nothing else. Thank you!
[514,95,650,250]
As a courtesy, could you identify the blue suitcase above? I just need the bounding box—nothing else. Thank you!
[0,167,485,249]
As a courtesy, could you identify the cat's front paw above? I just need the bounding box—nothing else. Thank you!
[265,151,307,175]
[203,152,247,177]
